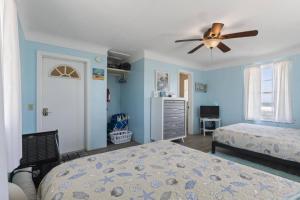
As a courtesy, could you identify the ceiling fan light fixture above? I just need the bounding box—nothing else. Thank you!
[175,22,258,54]
[203,38,221,48]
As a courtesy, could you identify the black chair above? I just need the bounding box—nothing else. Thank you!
[10,130,60,187]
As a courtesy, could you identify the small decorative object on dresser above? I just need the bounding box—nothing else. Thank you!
[151,97,186,141]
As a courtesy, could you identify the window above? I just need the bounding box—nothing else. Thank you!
[50,65,80,79]
[261,65,273,120]
[244,61,292,123]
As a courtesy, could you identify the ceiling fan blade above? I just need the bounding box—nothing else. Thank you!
[211,23,224,37]
[175,38,203,43]
[217,42,231,53]
[188,44,204,54]
[221,30,258,39]
[203,28,211,38]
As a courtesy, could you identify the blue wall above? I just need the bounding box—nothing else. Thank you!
[143,58,207,143]
[204,66,244,126]
[204,55,300,128]
[107,74,121,120]
[19,32,108,150]
[121,59,145,143]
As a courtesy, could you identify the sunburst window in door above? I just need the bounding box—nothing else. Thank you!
[50,65,80,79]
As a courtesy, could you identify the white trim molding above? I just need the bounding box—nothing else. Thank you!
[144,50,205,70]
[26,31,109,56]
[128,51,145,64]
[36,51,91,151]
[202,45,300,71]
[16,1,108,56]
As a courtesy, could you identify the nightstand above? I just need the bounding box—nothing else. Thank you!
[200,118,221,136]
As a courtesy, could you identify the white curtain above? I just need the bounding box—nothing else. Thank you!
[0,0,8,198]
[273,61,292,123]
[0,0,22,173]
[244,66,261,120]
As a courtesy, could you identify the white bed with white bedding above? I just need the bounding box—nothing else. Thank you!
[213,123,300,163]
[38,140,300,200]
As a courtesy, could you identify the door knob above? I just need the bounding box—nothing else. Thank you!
[42,108,51,116]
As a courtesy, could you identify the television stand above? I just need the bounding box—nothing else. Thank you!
[200,118,221,136]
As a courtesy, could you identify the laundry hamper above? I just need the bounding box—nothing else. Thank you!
[109,130,132,144]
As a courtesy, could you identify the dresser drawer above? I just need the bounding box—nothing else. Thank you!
[164,121,185,130]
[164,112,185,118]
[164,100,185,109]
[164,115,185,123]
[164,128,185,139]
[164,108,185,115]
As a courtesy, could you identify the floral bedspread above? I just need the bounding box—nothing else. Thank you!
[38,140,300,200]
[213,123,300,163]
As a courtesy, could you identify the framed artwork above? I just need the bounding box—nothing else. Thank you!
[195,82,207,93]
[155,70,169,92]
[92,68,105,80]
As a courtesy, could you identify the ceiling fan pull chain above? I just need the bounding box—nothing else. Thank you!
[210,48,213,63]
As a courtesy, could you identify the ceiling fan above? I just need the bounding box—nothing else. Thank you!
[175,23,258,54]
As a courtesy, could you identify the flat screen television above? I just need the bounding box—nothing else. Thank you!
[200,106,219,118]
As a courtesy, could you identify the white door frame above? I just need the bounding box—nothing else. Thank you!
[178,70,194,135]
[36,51,91,150]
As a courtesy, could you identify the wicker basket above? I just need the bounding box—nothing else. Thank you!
[109,130,132,144]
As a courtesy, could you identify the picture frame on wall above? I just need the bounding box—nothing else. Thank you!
[92,68,105,80]
[195,82,207,93]
[155,70,169,92]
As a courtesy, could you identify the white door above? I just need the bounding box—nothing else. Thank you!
[187,74,193,134]
[179,72,193,135]
[38,55,85,153]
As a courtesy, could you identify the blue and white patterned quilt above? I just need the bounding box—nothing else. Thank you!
[38,141,300,200]
[213,123,300,163]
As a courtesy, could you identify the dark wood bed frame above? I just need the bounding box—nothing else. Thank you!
[212,141,300,168]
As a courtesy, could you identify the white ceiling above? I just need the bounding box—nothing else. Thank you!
[17,0,300,69]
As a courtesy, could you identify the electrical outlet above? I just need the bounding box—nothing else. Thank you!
[28,104,34,111]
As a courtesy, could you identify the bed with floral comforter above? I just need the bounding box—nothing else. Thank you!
[213,123,300,163]
[38,140,300,200]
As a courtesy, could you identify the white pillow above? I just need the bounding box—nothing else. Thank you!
[12,168,36,200]
[8,183,28,200]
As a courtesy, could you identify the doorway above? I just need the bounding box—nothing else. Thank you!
[178,72,193,135]
[37,52,90,153]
